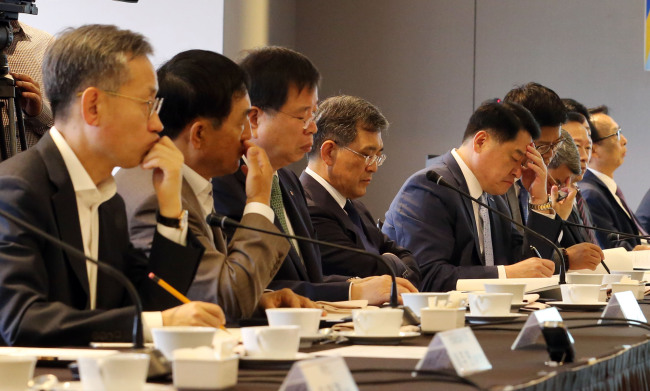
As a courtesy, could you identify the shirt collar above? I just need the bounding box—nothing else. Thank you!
[305,167,347,209]
[588,167,617,195]
[50,127,116,202]
[451,148,484,199]
[182,164,211,198]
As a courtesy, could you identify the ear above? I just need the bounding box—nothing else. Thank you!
[320,140,337,166]
[473,130,489,152]
[188,119,207,150]
[248,106,262,139]
[79,87,102,126]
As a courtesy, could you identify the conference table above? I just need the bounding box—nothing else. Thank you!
[36,304,650,391]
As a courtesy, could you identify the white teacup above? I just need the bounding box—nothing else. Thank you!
[402,292,450,316]
[78,353,149,391]
[265,308,322,337]
[611,270,645,281]
[0,355,36,391]
[468,293,513,316]
[612,282,646,300]
[566,273,605,285]
[241,325,300,359]
[352,308,403,336]
[173,347,238,390]
[151,326,217,360]
[483,283,526,303]
[601,274,625,286]
[560,284,600,304]
[420,307,465,333]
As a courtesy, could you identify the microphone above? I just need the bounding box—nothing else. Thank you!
[562,220,650,242]
[207,213,400,308]
[0,207,171,379]
[425,170,567,287]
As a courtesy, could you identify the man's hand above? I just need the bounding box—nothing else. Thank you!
[12,72,42,117]
[566,243,603,271]
[633,245,650,251]
[520,144,549,206]
[550,179,577,220]
[241,142,274,205]
[350,275,418,306]
[162,302,226,327]
[141,136,184,218]
[258,289,319,310]
[504,257,555,278]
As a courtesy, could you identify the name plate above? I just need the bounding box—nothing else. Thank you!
[511,307,563,350]
[279,356,358,391]
[415,327,491,376]
[600,291,647,324]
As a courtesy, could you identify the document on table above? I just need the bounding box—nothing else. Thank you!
[456,276,559,292]
[630,249,650,270]
[314,345,427,360]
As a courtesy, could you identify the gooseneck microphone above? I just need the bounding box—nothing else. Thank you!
[0,207,171,378]
[562,220,650,241]
[425,170,567,285]
[207,212,400,308]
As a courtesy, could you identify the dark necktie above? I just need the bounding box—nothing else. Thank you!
[479,193,494,266]
[344,200,378,254]
[615,187,649,236]
[518,182,530,225]
[574,189,599,245]
[270,176,302,262]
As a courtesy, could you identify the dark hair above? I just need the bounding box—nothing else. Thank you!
[462,100,540,143]
[43,24,152,120]
[309,95,388,159]
[562,98,596,139]
[589,105,609,115]
[239,46,320,111]
[503,82,567,127]
[566,111,586,124]
[156,50,249,139]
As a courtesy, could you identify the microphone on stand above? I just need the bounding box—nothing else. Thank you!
[0,207,171,379]
[206,212,400,308]
[562,220,650,242]
[425,170,567,298]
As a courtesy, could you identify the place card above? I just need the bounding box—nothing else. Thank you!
[279,356,358,391]
[600,291,647,324]
[511,307,563,350]
[414,327,491,376]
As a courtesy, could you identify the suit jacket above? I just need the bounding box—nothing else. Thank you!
[299,171,420,286]
[115,166,290,321]
[579,170,639,250]
[382,151,561,292]
[0,133,204,346]
[212,166,350,301]
[636,188,650,235]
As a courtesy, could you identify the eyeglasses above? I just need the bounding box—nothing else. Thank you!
[597,128,622,142]
[340,145,387,167]
[276,109,318,130]
[77,90,164,118]
[534,137,564,155]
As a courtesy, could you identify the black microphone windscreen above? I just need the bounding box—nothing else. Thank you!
[425,170,442,184]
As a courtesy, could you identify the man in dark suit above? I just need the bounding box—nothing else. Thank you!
[579,106,649,250]
[637,189,650,234]
[383,101,562,292]
[213,47,417,304]
[0,25,225,346]
[299,95,420,287]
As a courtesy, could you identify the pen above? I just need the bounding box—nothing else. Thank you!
[148,272,230,334]
[529,245,542,258]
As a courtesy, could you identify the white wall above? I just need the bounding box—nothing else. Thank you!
[23,0,224,67]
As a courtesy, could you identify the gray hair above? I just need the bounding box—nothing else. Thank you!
[309,95,388,159]
[43,24,153,121]
[548,129,581,175]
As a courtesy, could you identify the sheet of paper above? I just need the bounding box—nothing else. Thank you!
[0,347,119,360]
[315,345,427,360]
[456,276,559,292]
[574,247,632,273]
[630,250,650,269]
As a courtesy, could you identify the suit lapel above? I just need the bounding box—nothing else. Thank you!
[277,171,311,281]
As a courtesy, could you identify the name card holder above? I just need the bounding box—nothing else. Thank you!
[415,327,491,376]
[279,356,358,391]
[600,291,647,324]
[511,307,563,350]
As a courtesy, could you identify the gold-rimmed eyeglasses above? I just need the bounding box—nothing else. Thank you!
[77,90,164,118]
[534,137,564,155]
[276,109,318,130]
[339,145,387,167]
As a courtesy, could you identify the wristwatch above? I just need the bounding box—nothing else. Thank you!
[156,209,188,229]
[529,199,553,211]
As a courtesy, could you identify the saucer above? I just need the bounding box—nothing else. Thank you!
[547,301,608,311]
[335,331,420,345]
[466,313,528,323]
[239,352,311,369]
[53,381,173,390]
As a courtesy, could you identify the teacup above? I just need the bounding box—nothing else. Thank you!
[401,292,450,316]
[566,273,605,285]
[483,282,526,303]
[611,270,645,281]
[612,282,646,300]
[420,307,465,333]
[173,347,238,390]
[265,308,322,337]
[0,355,36,391]
[352,308,403,336]
[78,353,149,391]
[468,293,513,316]
[151,326,217,360]
[241,325,300,359]
[560,284,600,304]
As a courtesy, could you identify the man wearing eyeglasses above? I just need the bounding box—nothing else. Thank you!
[579,106,649,250]
[212,47,417,304]
[299,95,420,287]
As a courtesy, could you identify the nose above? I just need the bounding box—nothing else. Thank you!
[149,112,164,133]
[620,133,627,146]
[366,160,379,173]
[304,119,317,135]
[241,119,252,141]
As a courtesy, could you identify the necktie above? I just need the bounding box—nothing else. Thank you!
[574,189,599,245]
[518,182,530,225]
[615,187,649,236]
[479,193,494,266]
[270,176,289,233]
[344,200,378,254]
